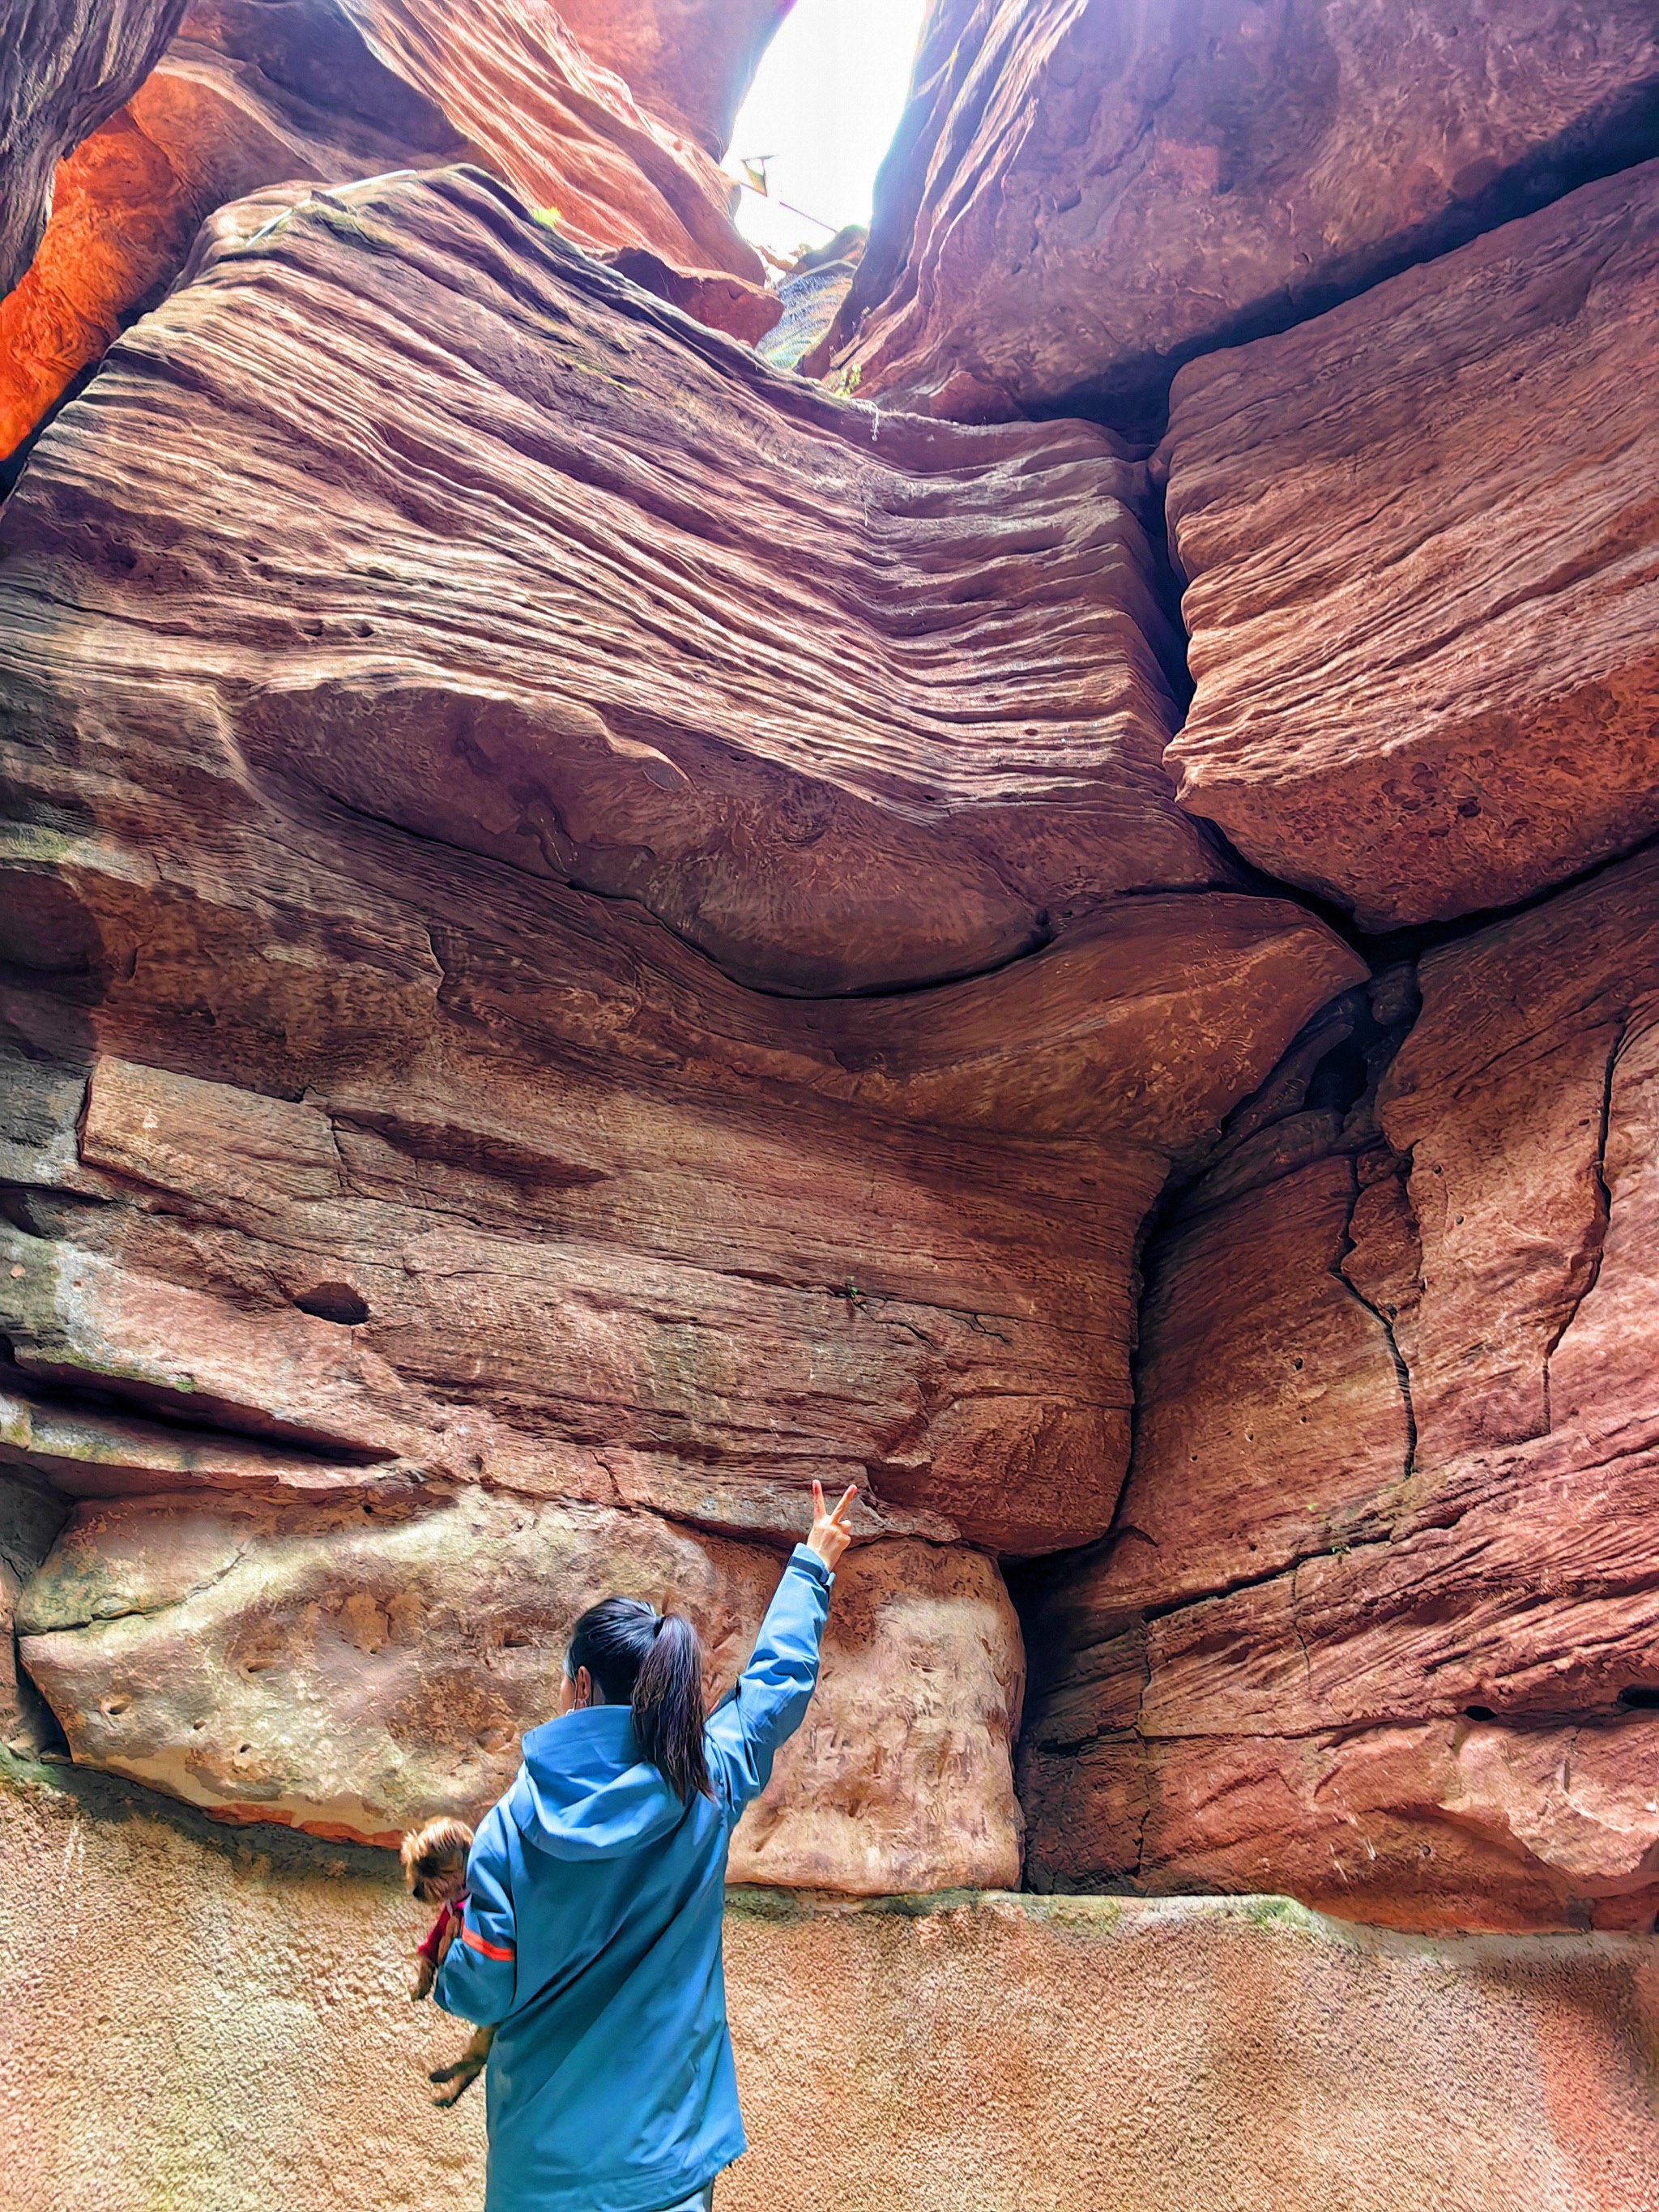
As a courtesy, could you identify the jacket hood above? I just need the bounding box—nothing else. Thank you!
[507,1706,691,1860]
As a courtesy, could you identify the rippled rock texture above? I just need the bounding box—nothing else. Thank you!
[1165,159,1659,930]
[0,0,186,296]
[0,166,1354,1880]
[0,0,768,456]
[820,0,1659,423]
[1022,843,1659,1931]
[13,0,1658,1942]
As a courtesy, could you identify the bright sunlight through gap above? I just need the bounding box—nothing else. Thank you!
[723,0,930,264]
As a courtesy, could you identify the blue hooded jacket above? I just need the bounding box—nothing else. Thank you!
[433,1543,834,2212]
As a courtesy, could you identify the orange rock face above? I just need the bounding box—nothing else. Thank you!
[1164,159,1659,930]
[552,0,793,156]
[0,169,1354,1878]
[0,0,468,459]
[0,0,186,296]
[822,0,1659,423]
[0,0,766,458]
[1023,843,1659,1932]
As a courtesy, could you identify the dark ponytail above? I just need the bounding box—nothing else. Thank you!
[565,1596,711,1804]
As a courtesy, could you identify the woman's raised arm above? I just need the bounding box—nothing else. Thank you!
[704,1483,855,1819]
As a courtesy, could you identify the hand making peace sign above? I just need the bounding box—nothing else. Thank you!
[806,1480,859,1571]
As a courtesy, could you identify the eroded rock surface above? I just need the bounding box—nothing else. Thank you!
[552,0,791,157]
[0,0,769,455]
[1022,846,1659,1931]
[4,165,1247,1000]
[0,165,1357,1877]
[0,0,186,297]
[1165,159,1659,930]
[330,0,761,271]
[818,0,1659,424]
[0,1469,66,1750]
[19,1492,1023,1888]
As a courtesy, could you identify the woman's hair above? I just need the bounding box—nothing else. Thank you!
[565,1595,711,1804]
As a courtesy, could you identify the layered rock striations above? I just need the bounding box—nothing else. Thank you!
[0,166,1356,1883]
[551,0,792,158]
[817,0,1659,424]
[0,0,467,458]
[8,0,1659,1945]
[1164,159,1659,930]
[1022,844,1659,1931]
[0,0,187,297]
[0,0,768,459]
[326,0,761,271]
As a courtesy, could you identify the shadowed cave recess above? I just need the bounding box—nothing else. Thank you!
[4,0,1659,2018]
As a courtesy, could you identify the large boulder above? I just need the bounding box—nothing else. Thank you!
[0,0,770,456]
[1164,158,1659,930]
[17,1491,1024,1889]
[0,0,186,297]
[1021,845,1659,1931]
[817,0,1659,425]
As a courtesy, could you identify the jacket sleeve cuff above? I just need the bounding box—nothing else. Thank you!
[790,1542,833,1586]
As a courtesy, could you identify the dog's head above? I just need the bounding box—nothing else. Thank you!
[400,1816,475,1904]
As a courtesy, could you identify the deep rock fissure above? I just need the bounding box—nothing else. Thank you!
[1333,1183,1419,1492]
[1540,1017,1622,1437]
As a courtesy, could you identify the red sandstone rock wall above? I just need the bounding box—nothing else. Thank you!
[818,0,1659,423]
[0,0,770,458]
[1163,159,1659,930]
[0,164,1350,1890]
[552,0,793,156]
[1023,848,1659,1932]
[0,0,187,296]
[4,0,1659,1941]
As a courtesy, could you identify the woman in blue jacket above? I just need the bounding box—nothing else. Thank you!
[434,1480,859,2212]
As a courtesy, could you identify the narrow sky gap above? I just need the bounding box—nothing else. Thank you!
[723,0,929,262]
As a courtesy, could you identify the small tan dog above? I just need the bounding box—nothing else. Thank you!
[401,1817,495,2105]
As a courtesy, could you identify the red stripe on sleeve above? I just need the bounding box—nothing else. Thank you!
[462,1926,516,1962]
